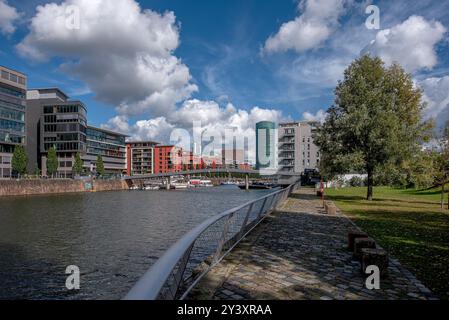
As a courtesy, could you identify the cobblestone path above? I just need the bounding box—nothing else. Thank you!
[189,188,436,300]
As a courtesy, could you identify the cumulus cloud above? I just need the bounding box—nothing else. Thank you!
[103,99,284,163]
[0,0,20,35]
[363,15,447,72]
[302,109,327,123]
[263,0,348,54]
[18,0,197,115]
[419,76,449,129]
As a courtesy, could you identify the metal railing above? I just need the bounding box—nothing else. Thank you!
[124,181,301,300]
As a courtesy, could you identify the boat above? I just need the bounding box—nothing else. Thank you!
[171,182,189,190]
[199,180,213,187]
[143,185,160,190]
[221,181,238,186]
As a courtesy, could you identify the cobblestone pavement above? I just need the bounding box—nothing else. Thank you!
[189,188,436,300]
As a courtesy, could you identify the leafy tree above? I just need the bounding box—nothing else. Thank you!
[72,152,84,176]
[11,145,28,178]
[315,55,431,200]
[434,121,449,208]
[96,155,105,177]
[34,163,41,177]
[46,147,59,178]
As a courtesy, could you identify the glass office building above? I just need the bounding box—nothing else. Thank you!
[40,100,87,177]
[0,66,27,178]
[83,126,127,175]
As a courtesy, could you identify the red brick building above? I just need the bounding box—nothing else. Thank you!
[153,145,183,174]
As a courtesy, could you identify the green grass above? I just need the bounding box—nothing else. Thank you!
[325,186,449,299]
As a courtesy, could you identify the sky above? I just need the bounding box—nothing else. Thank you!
[1,0,449,151]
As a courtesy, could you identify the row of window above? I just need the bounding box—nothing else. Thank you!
[0,119,25,133]
[43,123,87,134]
[0,85,25,99]
[0,155,11,164]
[0,96,25,110]
[87,128,126,145]
[0,105,25,122]
[44,142,85,152]
[43,104,86,116]
[1,70,26,86]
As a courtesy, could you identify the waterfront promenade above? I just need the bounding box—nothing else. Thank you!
[189,188,436,300]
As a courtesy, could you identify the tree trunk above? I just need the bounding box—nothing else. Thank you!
[442,183,445,209]
[367,168,373,201]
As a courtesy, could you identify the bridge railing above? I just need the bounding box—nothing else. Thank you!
[124,181,301,300]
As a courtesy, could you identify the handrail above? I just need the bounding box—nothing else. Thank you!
[124,181,300,300]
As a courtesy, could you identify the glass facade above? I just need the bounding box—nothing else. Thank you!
[255,121,277,170]
[0,66,26,178]
[84,126,127,174]
[41,102,87,154]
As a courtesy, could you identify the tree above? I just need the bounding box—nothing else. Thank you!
[315,55,431,200]
[46,147,58,178]
[96,155,105,177]
[11,145,28,178]
[434,121,449,209]
[72,152,83,176]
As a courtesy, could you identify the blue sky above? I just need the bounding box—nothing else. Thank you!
[1,0,449,143]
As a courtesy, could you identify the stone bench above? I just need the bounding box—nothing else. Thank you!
[324,201,337,215]
[347,230,368,251]
[361,248,389,278]
[353,237,376,260]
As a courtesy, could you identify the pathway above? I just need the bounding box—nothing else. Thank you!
[189,188,435,300]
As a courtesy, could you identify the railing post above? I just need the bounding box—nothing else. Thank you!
[257,197,268,218]
[164,242,194,300]
[213,213,233,263]
[239,203,253,237]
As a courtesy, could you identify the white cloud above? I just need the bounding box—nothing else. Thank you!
[18,0,197,115]
[263,0,348,54]
[302,109,327,123]
[363,15,447,72]
[419,76,449,128]
[0,0,20,35]
[103,99,284,163]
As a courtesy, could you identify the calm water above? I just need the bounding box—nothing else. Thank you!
[0,186,273,300]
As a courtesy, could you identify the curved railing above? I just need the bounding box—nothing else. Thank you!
[124,181,300,300]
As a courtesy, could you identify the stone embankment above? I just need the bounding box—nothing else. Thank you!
[0,179,128,197]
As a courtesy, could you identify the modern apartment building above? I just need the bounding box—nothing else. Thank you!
[278,121,320,174]
[0,66,27,178]
[83,126,127,175]
[255,121,277,171]
[154,145,183,174]
[126,141,159,175]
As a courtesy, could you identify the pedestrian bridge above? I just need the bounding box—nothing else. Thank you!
[123,169,301,180]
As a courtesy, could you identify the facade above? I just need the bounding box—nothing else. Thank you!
[27,88,87,178]
[26,88,69,174]
[83,126,127,175]
[154,145,183,174]
[255,121,277,170]
[126,141,159,175]
[0,66,27,179]
[278,121,320,174]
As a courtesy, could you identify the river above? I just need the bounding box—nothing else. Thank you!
[0,185,274,300]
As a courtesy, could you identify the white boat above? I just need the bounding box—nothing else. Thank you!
[171,182,189,190]
[143,185,160,190]
[199,180,213,187]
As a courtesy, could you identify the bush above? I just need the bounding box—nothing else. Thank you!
[349,176,365,187]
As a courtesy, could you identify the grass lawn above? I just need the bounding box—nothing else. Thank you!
[325,186,449,299]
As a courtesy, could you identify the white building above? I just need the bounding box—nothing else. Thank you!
[278,121,320,174]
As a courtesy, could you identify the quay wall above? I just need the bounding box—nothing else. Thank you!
[0,179,128,197]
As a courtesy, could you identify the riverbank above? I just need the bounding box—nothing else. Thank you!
[0,179,128,197]
[189,188,435,300]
